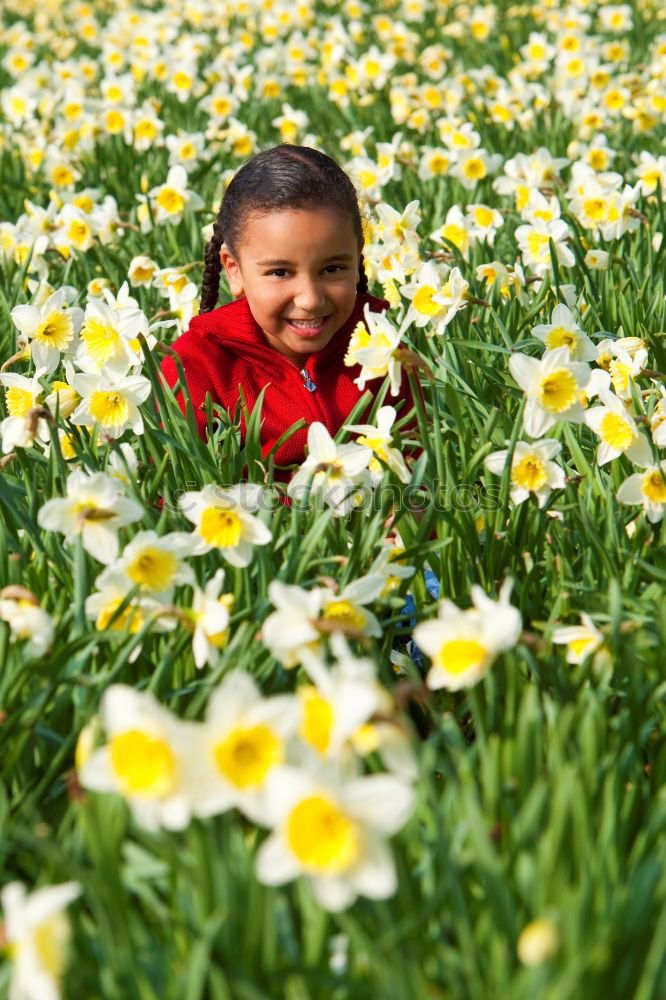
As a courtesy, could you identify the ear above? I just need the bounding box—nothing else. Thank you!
[220,244,244,298]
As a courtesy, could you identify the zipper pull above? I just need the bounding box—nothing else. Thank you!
[300,369,317,392]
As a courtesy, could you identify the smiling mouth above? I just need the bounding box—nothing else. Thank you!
[285,317,329,331]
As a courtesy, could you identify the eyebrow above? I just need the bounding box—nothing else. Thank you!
[256,253,355,265]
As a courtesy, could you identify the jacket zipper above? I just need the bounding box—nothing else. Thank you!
[284,357,317,392]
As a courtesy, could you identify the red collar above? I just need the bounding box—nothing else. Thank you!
[188,292,389,375]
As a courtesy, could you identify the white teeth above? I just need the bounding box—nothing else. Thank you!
[288,318,325,328]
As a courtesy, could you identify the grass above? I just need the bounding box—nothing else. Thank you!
[1,0,665,996]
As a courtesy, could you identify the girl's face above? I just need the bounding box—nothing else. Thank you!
[220,207,363,364]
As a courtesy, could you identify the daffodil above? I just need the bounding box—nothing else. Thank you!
[261,580,327,668]
[650,389,666,448]
[367,542,416,597]
[147,165,204,224]
[429,205,472,259]
[413,579,522,690]
[616,462,666,523]
[127,255,159,287]
[297,638,381,762]
[520,190,561,226]
[255,766,414,911]
[418,146,452,181]
[552,613,604,664]
[319,575,384,639]
[374,200,421,253]
[584,391,652,465]
[584,248,610,270]
[43,363,80,419]
[191,670,299,823]
[465,202,504,244]
[517,918,560,967]
[84,568,172,660]
[0,587,54,656]
[179,483,272,567]
[476,260,527,302]
[633,150,666,196]
[344,405,411,483]
[76,298,143,376]
[430,266,469,330]
[1,880,80,1000]
[115,530,196,598]
[514,218,575,276]
[484,439,565,507]
[37,469,143,564]
[288,423,372,516]
[69,370,151,437]
[167,280,199,335]
[10,288,83,374]
[450,148,502,189]
[531,304,597,361]
[165,130,205,171]
[271,103,309,143]
[0,367,49,454]
[52,204,95,254]
[344,305,404,396]
[607,344,647,400]
[509,347,590,437]
[78,685,199,830]
[262,573,384,667]
[399,260,460,331]
[188,569,235,669]
[107,442,139,484]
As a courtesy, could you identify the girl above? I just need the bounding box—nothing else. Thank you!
[160,144,411,471]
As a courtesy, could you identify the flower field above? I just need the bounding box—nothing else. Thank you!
[2,0,666,995]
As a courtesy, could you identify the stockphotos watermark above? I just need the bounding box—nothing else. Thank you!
[163,481,503,515]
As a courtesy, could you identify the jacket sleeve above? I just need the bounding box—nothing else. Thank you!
[158,332,220,440]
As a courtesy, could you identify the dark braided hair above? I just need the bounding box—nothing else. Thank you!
[200,144,369,313]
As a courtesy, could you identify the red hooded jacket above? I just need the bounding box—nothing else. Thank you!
[160,291,412,470]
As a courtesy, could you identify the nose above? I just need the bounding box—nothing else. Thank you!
[293,275,326,312]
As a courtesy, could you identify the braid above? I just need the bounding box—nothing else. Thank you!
[200,215,224,313]
[356,253,369,294]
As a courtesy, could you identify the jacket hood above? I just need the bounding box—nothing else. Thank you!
[187,292,389,377]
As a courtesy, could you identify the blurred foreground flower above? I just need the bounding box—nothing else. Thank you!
[255,767,414,911]
[1,880,80,1000]
[413,579,522,690]
[78,685,198,830]
[551,613,604,664]
[262,574,385,667]
[0,586,54,656]
[192,670,299,824]
[188,568,234,668]
[517,918,560,966]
